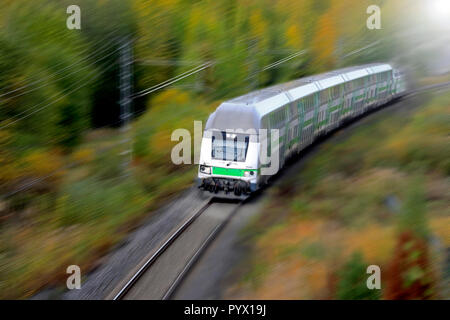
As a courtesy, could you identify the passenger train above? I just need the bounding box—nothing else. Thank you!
[198,63,407,197]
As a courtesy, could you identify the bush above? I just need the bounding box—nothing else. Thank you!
[385,231,435,299]
[0,0,96,150]
[398,176,429,240]
[133,89,214,169]
[71,147,95,165]
[336,252,381,300]
[56,177,147,227]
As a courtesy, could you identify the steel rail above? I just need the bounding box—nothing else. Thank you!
[112,199,213,300]
[111,80,450,300]
[162,202,243,300]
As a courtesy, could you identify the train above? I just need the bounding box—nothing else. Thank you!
[197,63,407,198]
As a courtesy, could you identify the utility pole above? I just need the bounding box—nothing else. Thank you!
[119,37,133,176]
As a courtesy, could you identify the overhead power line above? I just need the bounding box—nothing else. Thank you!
[0,35,121,99]
[0,27,124,95]
[132,61,215,98]
[0,57,118,130]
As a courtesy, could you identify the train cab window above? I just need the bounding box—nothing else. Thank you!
[211,131,249,162]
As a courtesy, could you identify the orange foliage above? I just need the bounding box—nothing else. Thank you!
[385,231,436,299]
[285,24,303,48]
[311,12,337,70]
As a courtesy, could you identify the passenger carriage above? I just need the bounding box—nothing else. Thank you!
[198,63,406,198]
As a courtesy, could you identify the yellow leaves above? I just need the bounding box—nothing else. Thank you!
[344,225,396,263]
[156,0,179,10]
[250,10,265,36]
[0,129,12,145]
[429,216,450,246]
[285,24,303,49]
[382,133,415,161]
[0,162,22,182]
[311,12,337,70]
[150,88,190,111]
[72,147,95,165]
[23,149,64,179]
[150,129,172,156]
[0,129,23,182]
[249,10,268,46]
[187,6,203,35]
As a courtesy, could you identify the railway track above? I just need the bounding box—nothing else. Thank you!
[111,199,242,300]
[109,80,450,301]
[405,80,450,98]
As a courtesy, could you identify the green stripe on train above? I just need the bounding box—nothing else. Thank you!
[329,104,342,112]
[212,167,259,177]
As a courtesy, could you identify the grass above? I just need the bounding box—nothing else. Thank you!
[226,90,450,300]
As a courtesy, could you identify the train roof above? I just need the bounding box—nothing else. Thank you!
[205,63,393,131]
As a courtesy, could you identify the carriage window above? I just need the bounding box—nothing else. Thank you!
[345,81,352,92]
[301,95,315,112]
[211,131,249,162]
[290,103,296,118]
[319,90,329,105]
[331,85,341,99]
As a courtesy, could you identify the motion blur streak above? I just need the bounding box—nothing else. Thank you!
[0,0,448,299]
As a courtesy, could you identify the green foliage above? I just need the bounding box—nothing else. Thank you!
[133,89,213,166]
[237,90,449,299]
[336,252,381,300]
[375,93,450,174]
[91,148,124,181]
[0,0,96,150]
[0,0,447,300]
[398,177,429,240]
[70,0,138,127]
[56,176,147,227]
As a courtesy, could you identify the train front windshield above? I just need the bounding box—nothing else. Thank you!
[211,131,249,162]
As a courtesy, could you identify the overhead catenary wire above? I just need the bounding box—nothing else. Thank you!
[260,49,308,72]
[342,39,383,58]
[0,9,126,93]
[0,53,120,131]
[0,32,125,99]
[132,62,215,98]
[0,36,390,157]
[0,2,313,196]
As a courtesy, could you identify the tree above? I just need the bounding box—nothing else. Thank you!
[385,177,435,299]
[0,0,96,150]
[311,12,337,71]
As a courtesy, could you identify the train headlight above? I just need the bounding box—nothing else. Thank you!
[244,171,256,177]
[200,165,211,174]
